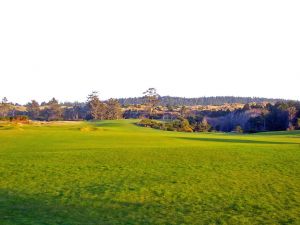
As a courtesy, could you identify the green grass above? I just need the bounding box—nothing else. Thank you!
[0,120,300,225]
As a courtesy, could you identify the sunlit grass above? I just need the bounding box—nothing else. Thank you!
[0,120,299,224]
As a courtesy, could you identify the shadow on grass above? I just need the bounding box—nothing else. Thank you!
[175,137,298,145]
[93,122,123,128]
[253,130,300,136]
[0,189,159,225]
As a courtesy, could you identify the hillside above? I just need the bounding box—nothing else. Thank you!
[118,96,287,106]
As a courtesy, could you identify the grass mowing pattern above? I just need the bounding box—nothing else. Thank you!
[0,120,300,224]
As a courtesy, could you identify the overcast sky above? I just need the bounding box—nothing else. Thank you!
[0,0,299,104]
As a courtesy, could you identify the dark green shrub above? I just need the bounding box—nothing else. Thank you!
[138,118,193,133]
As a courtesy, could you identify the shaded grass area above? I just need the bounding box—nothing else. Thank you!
[0,120,300,224]
[0,190,162,225]
[176,137,299,145]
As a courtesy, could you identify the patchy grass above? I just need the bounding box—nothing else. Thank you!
[0,120,299,224]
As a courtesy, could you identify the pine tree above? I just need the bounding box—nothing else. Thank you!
[87,92,106,120]
[196,117,211,132]
[143,88,160,118]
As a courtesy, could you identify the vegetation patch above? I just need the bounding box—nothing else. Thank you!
[1,91,299,134]
[137,118,193,132]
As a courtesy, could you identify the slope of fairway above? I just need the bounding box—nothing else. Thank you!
[0,120,300,225]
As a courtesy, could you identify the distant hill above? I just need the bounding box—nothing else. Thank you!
[117,96,287,106]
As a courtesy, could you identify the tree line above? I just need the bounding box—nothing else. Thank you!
[0,89,299,133]
[137,101,300,133]
[181,101,300,133]
[0,92,122,121]
[0,88,160,121]
[118,96,286,106]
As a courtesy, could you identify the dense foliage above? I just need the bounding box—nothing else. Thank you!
[0,115,29,122]
[0,92,299,133]
[137,118,193,132]
[137,100,300,133]
[199,102,300,133]
[24,93,123,121]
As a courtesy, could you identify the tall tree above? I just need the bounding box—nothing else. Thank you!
[106,98,122,120]
[0,97,10,117]
[196,117,211,132]
[143,88,160,118]
[26,100,40,119]
[287,106,297,130]
[87,92,106,120]
[179,106,188,118]
[46,98,63,121]
[63,104,87,121]
[265,105,289,131]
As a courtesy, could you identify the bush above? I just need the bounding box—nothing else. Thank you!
[12,115,29,122]
[138,118,193,133]
[234,125,243,133]
[138,119,161,128]
[195,118,211,132]
[0,116,29,123]
[181,126,193,132]
[165,124,176,131]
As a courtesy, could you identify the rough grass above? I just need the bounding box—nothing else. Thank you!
[0,120,299,225]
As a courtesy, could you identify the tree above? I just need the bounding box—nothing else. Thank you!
[0,97,10,117]
[196,117,211,132]
[261,109,269,131]
[178,118,193,132]
[26,100,40,119]
[87,92,106,120]
[166,104,173,112]
[63,104,87,121]
[169,117,193,132]
[287,106,297,130]
[45,98,63,121]
[106,99,122,120]
[245,116,264,133]
[234,125,243,133]
[179,106,188,118]
[243,103,251,111]
[2,97,8,104]
[265,105,289,131]
[143,88,160,118]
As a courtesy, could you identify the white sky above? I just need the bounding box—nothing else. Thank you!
[0,0,299,104]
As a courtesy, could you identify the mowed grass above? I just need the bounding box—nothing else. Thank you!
[0,120,300,225]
